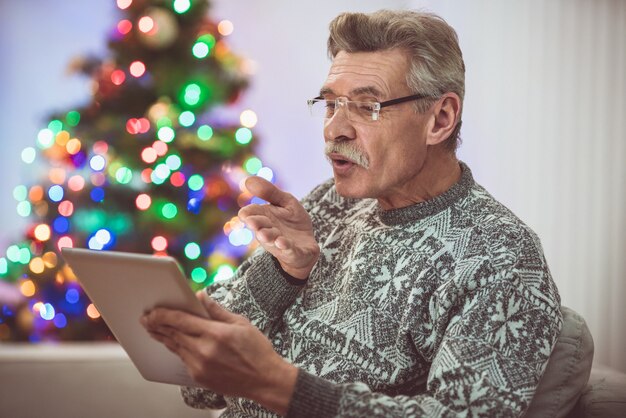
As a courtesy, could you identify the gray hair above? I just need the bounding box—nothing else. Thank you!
[327,10,465,151]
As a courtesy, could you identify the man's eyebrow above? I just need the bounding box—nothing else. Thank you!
[318,86,383,99]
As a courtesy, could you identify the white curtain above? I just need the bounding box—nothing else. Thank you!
[410,0,626,371]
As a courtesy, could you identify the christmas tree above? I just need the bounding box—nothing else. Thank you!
[0,0,270,342]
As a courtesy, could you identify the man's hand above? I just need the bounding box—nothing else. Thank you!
[239,176,319,280]
[140,292,298,416]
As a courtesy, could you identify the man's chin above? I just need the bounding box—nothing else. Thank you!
[333,177,368,200]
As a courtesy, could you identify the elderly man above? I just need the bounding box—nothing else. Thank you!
[141,9,562,417]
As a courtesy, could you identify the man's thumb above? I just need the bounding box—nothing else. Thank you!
[198,292,238,323]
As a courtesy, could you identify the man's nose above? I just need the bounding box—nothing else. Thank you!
[324,105,356,142]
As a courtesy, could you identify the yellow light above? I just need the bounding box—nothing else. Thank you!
[239,110,258,128]
[20,280,36,297]
[55,131,70,146]
[66,138,82,155]
[29,257,45,274]
[49,168,67,185]
[29,185,44,202]
[34,224,51,241]
[217,20,234,36]
[87,304,101,319]
[55,271,65,285]
[42,252,58,268]
[33,302,44,313]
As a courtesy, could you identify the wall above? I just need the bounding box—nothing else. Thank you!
[1,0,624,371]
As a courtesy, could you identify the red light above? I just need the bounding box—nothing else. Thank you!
[141,147,158,163]
[152,140,168,156]
[141,168,153,183]
[117,19,133,35]
[136,194,152,210]
[126,118,150,134]
[111,69,126,85]
[117,0,132,10]
[138,16,154,33]
[151,236,168,251]
[170,172,186,187]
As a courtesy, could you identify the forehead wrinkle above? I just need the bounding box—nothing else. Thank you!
[322,69,391,99]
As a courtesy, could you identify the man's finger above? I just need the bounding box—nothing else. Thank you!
[143,308,208,336]
[244,176,292,208]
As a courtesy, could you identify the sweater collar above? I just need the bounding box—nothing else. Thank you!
[377,161,474,226]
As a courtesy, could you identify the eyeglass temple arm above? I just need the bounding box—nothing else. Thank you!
[379,94,432,108]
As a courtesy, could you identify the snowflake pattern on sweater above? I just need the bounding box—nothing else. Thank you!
[181,163,562,417]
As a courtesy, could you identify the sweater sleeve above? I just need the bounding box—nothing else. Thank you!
[180,179,335,410]
[286,265,563,418]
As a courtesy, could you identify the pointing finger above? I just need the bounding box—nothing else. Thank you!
[244,176,293,208]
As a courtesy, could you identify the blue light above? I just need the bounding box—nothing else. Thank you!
[65,288,80,304]
[2,305,14,317]
[90,187,105,202]
[53,216,70,234]
[53,313,67,328]
[48,185,65,202]
[187,198,201,214]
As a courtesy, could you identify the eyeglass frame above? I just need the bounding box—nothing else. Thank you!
[307,93,436,122]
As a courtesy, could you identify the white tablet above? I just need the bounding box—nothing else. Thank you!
[61,247,208,387]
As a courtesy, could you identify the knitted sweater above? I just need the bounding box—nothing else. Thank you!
[181,162,562,417]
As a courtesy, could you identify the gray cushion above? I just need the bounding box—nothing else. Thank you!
[568,364,626,418]
[524,306,594,418]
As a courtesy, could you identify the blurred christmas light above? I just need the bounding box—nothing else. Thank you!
[151,236,168,251]
[48,185,64,202]
[93,141,108,155]
[188,174,204,191]
[19,248,31,265]
[16,201,31,217]
[66,138,82,155]
[13,185,27,201]
[66,288,80,304]
[157,126,175,143]
[6,246,20,262]
[0,258,8,275]
[55,131,70,146]
[192,42,209,59]
[58,201,74,217]
[115,167,133,184]
[20,280,36,297]
[29,186,44,202]
[197,125,213,141]
[40,303,55,321]
[66,110,81,126]
[90,187,105,202]
[68,175,85,192]
[214,265,235,282]
[111,69,126,85]
[52,216,70,234]
[182,83,202,106]
[49,167,67,185]
[21,147,36,164]
[184,242,201,259]
[141,168,153,183]
[90,155,106,172]
[126,118,151,134]
[191,267,207,283]
[179,111,195,126]
[135,193,151,210]
[218,20,234,36]
[141,147,158,164]
[165,154,182,170]
[86,304,100,319]
[240,110,258,128]
[173,0,191,14]
[57,236,74,250]
[117,19,133,35]
[37,128,55,149]
[138,16,155,33]
[244,157,262,174]
[42,252,58,268]
[235,127,252,144]
[54,314,67,329]
[48,120,63,134]
[161,202,178,219]
[34,224,52,242]
[170,172,186,187]
[152,140,168,156]
[257,167,275,182]
[153,163,171,181]
[129,61,146,77]
[95,229,112,246]
[117,0,132,10]
[30,257,45,274]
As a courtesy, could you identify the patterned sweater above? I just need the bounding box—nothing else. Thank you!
[181,162,562,417]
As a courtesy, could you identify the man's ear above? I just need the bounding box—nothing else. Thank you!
[426,93,461,146]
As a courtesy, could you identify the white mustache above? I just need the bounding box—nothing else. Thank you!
[324,141,370,169]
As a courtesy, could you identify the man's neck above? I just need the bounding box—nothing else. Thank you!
[377,151,461,210]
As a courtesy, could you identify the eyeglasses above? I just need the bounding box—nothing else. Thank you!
[307,93,434,124]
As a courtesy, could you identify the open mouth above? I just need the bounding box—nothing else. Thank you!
[327,153,357,173]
